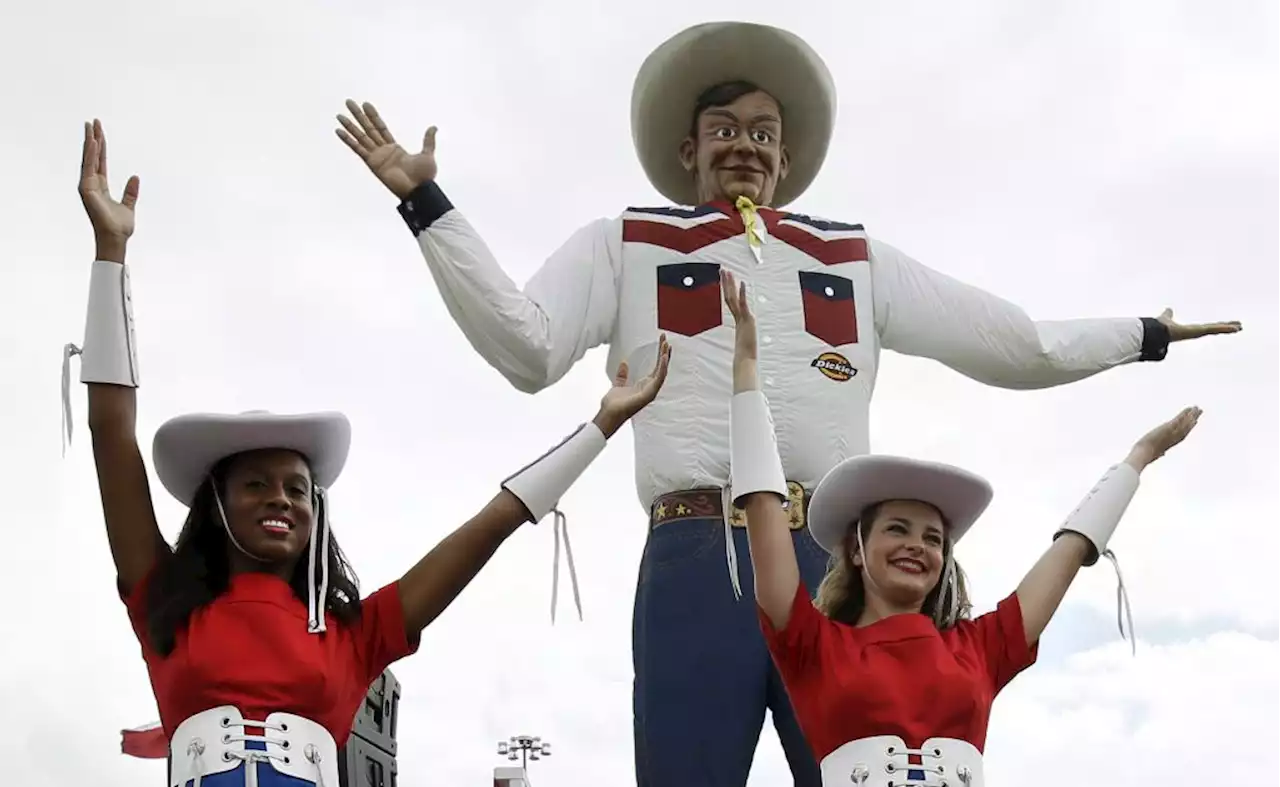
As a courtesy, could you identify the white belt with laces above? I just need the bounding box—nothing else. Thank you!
[169,706,338,787]
[822,736,983,787]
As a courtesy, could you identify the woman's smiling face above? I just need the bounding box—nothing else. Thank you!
[853,499,947,606]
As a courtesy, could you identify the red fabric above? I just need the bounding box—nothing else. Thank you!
[120,562,418,755]
[760,582,1037,761]
[120,724,167,758]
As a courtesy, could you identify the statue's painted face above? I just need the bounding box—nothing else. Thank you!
[680,89,790,207]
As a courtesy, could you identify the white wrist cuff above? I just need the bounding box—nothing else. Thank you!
[1053,463,1140,565]
[502,423,607,523]
[729,390,787,507]
[79,261,140,386]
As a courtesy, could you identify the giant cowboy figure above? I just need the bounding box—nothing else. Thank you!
[335,21,1240,787]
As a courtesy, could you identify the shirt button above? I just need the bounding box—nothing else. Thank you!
[762,336,773,345]
[764,377,775,386]
[758,295,768,304]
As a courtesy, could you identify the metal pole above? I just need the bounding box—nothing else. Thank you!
[496,734,552,771]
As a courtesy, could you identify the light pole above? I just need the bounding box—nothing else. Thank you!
[497,734,552,771]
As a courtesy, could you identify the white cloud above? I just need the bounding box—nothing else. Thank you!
[1,0,1275,784]
[988,632,1279,786]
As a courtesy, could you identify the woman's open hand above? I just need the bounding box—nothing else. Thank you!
[1126,406,1202,471]
[78,120,139,262]
[721,269,760,393]
[594,334,672,437]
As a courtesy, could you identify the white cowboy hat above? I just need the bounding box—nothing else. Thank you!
[807,455,994,555]
[153,410,352,506]
[630,21,836,208]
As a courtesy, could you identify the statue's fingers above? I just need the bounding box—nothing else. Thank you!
[363,102,396,146]
[80,122,96,182]
[335,127,369,160]
[336,115,374,151]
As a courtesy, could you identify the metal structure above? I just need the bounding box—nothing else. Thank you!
[493,735,551,786]
[340,669,401,786]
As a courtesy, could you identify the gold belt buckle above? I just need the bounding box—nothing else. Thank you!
[728,481,807,530]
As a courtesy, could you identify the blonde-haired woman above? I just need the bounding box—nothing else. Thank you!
[720,270,1200,786]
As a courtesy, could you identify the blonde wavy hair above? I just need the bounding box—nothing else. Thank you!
[813,501,973,629]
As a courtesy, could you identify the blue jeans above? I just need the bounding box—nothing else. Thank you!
[175,741,320,786]
[178,769,315,787]
[632,515,831,786]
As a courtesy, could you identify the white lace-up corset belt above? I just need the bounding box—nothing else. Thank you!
[821,735,984,787]
[169,706,338,787]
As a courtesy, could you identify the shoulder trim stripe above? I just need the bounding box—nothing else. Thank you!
[763,212,868,266]
[624,214,746,254]
[624,205,727,219]
[779,212,865,233]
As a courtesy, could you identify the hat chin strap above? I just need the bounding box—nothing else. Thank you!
[211,481,331,635]
[212,488,272,565]
[855,527,958,628]
[307,487,331,634]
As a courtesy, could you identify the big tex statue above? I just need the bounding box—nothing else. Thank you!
[336,21,1240,787]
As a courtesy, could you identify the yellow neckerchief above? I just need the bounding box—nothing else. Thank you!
[735,195,763,248]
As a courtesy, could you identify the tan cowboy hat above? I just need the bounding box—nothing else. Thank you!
[153,410,352,505]
[630,21,836,209]
[807,455,994,555]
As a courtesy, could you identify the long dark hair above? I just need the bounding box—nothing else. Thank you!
[145,454,362,656]
[813,502,973,629]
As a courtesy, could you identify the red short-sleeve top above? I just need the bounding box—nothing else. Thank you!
[760,582,1037,762]
[122,563,419,747]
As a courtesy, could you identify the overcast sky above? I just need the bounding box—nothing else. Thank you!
[2,0,1276,784]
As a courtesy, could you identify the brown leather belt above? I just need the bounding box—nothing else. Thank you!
[650,482,811,531]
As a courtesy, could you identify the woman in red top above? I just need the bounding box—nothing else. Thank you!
[67,119,672,787]
[718,271,1201,786]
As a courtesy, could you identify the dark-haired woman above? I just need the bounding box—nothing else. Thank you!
[719,270,1200,786]
[68,119,672,787]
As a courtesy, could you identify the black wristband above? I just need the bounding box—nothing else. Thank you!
[396,181,454,235]
[1138,317,1171,362]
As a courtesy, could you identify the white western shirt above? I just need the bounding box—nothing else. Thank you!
[398,184,1168,514]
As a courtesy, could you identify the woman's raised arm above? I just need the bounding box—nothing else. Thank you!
[75,119,167,594]
[722,270,802,630]
[1014,406,1202,648]
[395,337,671,638]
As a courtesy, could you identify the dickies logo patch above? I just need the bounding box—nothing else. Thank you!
[811,352,857,382]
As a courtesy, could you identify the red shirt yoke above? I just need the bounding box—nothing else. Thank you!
[122,562,419,747]
[760,582,1037,762]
